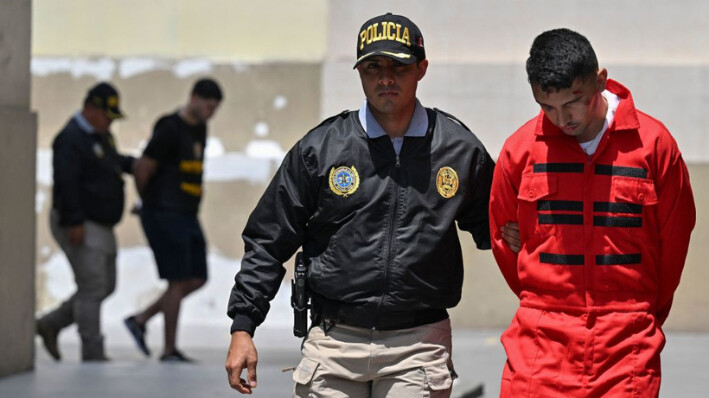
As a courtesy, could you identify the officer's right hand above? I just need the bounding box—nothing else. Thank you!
[68,225,85,246]
[226,330,258,394]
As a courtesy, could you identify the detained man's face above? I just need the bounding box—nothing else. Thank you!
[532,68,608,143]
[190,96,221,123]
[357,56,428,119]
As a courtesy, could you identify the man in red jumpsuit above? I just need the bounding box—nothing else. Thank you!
[489,28,696,397]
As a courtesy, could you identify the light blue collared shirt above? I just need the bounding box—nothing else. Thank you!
[358,99,428,155]
[73,111,95,134]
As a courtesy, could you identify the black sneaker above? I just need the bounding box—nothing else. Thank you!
[123,316,150,357]
[36,321,61,361]
[160,349,195,363]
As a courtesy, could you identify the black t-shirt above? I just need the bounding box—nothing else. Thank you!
[141,112,207,214]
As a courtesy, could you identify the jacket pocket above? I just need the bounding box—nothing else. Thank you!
[424,363,453,391]
[292,357,319,385]
[612,176,658,205]
[518,173,557,202]
[609,175,657,245]
[517,174,558,238]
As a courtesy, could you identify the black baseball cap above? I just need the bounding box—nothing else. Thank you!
[354,12,426,68]
[84,82,125,119]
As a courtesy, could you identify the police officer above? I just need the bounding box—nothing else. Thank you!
[226,13,495,397]
[36,82,135,361]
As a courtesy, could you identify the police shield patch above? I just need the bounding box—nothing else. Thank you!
[436,167,458,198]
[92,142,105,158]
[329,166,360,197]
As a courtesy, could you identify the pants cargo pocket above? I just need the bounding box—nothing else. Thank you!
[424,363,453,391]
[293,357,319,397]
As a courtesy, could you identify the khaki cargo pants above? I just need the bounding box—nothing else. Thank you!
[38,210,117,359]
[293,318,455,397]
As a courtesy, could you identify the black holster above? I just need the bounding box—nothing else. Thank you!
[290,252,309,337]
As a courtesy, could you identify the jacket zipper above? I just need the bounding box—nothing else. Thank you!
[376,154,401,326]
[584,153,593,303]
[583,130,608,303]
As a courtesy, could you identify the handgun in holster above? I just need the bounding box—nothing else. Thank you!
[291,252,309,337]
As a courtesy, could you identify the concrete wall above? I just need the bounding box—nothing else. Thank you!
[0,0,38,378]
[32,0,327,61]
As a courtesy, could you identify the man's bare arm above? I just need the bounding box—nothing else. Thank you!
[133,156,158,195]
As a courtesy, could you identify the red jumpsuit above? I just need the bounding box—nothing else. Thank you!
[489,80,695,397]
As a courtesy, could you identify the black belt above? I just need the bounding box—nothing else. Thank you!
[316,303,448,330]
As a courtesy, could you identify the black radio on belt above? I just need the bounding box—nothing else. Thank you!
[291,252,309,337]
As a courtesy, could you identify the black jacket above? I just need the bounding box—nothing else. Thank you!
[52,116,134,226]
[228,108,494,335]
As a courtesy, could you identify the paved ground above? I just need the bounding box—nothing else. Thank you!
[1,324,708,397]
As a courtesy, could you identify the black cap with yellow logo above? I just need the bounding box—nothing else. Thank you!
[84,82,125,120]
[354,12,425,68]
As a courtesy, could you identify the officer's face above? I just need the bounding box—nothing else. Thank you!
[357,56,428,119]
[96,112,114,132]
[532,68,608,143]
[84,104,114,133]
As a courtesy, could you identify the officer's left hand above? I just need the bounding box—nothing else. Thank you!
[501,222,520,253]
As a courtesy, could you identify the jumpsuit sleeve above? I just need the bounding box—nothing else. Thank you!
[654,143,695,325]
[456,145,495,250]
[52,133,85,226]
[489,149,522,297]
[227,140,319,336]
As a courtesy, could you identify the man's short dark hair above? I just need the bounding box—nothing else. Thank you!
[191,78,223,101]
[526,28,598,92]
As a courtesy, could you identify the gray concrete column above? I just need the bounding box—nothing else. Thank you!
[0,0,38,377]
